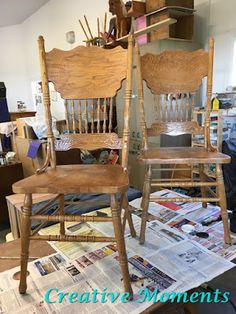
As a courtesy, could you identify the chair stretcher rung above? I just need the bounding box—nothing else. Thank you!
[151,182,217,187]
[152,178,194,182]
[30,235,115,242]
[152,168,191,172]
[64,201,109,205]
[150,197,220,203]
[30,215,113,222]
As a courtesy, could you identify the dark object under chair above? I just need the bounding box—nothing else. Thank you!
[222,139,236,233]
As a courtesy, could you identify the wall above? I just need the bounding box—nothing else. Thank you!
[0,0,109,116]
[21,0,109,119]
[195,0,236,93]
[1,0,236,113]
[0,25,31,111]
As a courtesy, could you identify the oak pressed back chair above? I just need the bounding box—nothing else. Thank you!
[136,38,231,245]
[13,34,135,296]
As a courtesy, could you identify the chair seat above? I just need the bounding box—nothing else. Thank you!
[138,147,231,164]
[12,164,129,194]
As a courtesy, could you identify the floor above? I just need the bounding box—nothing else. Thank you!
[0,222,10,243]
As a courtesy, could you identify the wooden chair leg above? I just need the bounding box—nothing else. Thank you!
[122,194,136,237]
[216,164,231,245]
[19,193,32,294]
[59,194,65,236]
[199,164,207,208]
[111,194,133,297]
[140,165,152,245]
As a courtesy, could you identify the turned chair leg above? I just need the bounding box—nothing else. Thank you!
[199,164,207,208]
[111,194,133,297]
[216,164,231,244]
[122,193,136,237]
[59,194,65,236]
[19,194,32,294]
[140,165,152,245]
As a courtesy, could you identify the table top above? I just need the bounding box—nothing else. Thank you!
[0,239,55,272]
[0,239,195,314]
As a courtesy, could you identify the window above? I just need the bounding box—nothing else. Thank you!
[232,38,236,86]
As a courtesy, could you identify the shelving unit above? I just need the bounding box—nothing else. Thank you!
[111,17,177,43]
[192,109,223,151]
[192,108,236,151]
[192,109,222,178]
[192,108,236,178]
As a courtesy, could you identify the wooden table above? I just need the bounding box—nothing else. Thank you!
[0,239,197,314]
[0,239,55,272]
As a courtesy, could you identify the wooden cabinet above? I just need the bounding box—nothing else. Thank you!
[148,8,194,41]
[146,0,194,13]
[0,162,23,224]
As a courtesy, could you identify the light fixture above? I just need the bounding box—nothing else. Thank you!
[66,31,75,44]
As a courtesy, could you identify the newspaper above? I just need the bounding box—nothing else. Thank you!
[150,189,202,215]
[130,190,236,261]
[185,204,221,225]
[0,189,235,313]
[0,234,233,313]
[129,189,201,217]
[146,240,234,293]
[39,222,108,260]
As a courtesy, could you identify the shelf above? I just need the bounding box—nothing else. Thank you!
[194,109,222,114]
[108,18,177,44]
[165,37,193,42]
[192,143,204,147]
[145,6,196,17]
[217,91,236,95]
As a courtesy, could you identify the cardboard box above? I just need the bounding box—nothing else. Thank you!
[16,118,27,138]
[16,118,37,139]
[128,0,146,17]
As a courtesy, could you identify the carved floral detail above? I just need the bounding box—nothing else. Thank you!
[55,133,123,151]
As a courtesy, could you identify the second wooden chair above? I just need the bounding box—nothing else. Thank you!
[136,38,231,245]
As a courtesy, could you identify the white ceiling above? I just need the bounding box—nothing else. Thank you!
[0,0,50,27]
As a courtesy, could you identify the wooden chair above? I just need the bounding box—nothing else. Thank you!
[136,38,232,245]
[12,34,135,296]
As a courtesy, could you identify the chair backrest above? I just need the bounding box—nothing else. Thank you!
[38,35,133,170]
[136,38,214,150]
